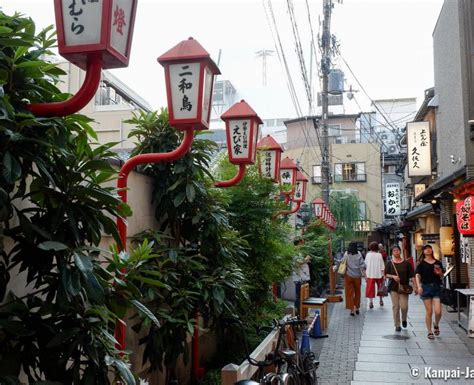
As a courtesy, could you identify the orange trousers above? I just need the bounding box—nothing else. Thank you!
[344,275,361,310]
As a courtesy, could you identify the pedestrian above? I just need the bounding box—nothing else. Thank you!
[415,244,445,340]
[384,245,417,332]
[293,254,311,312]
[343,242,366,316]
[365,241,385,308]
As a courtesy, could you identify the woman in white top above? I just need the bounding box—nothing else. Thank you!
[365,241,385,308]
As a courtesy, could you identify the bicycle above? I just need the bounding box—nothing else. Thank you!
[227,317,319,385]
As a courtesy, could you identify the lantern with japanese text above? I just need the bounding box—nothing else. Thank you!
[440,226,455,256]
[313,198,324,219]
[222,100,262,165]
[456,197,474,236]
[293,171,308,203]
[54,0,138,70]
[279,157,298,194]
[158,37,220,131]
[257,135,283,182]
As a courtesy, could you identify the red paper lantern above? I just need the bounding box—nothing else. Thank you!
[158,37,220,131]
[257,135,283,183]
[456,197,474,235]
[293,171,308,203]
[54,0,137,70]
[222,100,262,165]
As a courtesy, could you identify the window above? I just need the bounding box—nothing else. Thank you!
[358,201,367,220]
[327,124,341,137]
[383,165,396,174]
[334,162,366,182]
[312,165,321,184]
[96,82,123,106]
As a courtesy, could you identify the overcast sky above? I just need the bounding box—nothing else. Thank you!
[2,0,444,119]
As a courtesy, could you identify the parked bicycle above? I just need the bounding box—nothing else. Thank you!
[227,316,319,385]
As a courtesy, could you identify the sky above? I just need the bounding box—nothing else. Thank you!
[2,0,444,120]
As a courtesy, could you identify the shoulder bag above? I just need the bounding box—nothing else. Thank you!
[338,256,347,276]
[392,261,413,295]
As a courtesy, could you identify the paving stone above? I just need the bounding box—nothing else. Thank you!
[353,370,431,383]
[358,346,408,355]
[355,361,410,372]
[357,353,424,364]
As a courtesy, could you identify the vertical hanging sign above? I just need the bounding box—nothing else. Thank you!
[460,234,471,263]
[407,121,431,176]
[169,62,200,120]
[385,183,401,216]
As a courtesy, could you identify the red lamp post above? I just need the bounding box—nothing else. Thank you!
[114,38,219,382]
[28,0,138,116]
[158,37,220,131]
[257,135,283,183]
[215,100,262,187]
[280,157,298,195]
[313,198,324,220]
[275,171,308,217]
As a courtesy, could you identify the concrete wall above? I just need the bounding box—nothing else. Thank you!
[433,0,469,177]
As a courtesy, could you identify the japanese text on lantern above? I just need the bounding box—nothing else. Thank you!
[281,170,292,185]
[263,151,273,178]
[294,182,302,199]
[113,4,126,35]
[178,65,193,112]
[385,183,400,216]
[67,0,100,35]
[229,120,250,158]
[407,121,431,176]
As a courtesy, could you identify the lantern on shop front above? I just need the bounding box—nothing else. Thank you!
[414,232,423,249]
[222,100,261,165]
[456,197,474,236]
[257,135,283,183]
[440,226,455,256]
[293,171,308,203]
[158,37,220,130]
[279,157,298,194]
[55,0,138,69]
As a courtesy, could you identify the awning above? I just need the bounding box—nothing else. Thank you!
[405,203,435,220]
[415,167,466,202]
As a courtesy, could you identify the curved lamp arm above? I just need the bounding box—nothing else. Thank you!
[114,128,194,352]
[214,163,246,188]
[27,54,103,117]
[273,201,301,219]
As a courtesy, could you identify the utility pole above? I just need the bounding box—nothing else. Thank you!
[321,0,342,303]
[321,0,332,206]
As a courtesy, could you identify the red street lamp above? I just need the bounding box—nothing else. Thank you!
[28,0,138,116]
[215,100,262,188]
[158,37,220,131]
[257,135,283,183]
[293,171,308,203]
[279,157,298,204]
[114,38,219,382]
[313,198,324,219]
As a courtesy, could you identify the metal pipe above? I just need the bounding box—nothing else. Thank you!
[27,54,103,117]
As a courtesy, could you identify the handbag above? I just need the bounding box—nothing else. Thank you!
[377,279,389,297]
[337,257,347,276]
[392,261,413,295]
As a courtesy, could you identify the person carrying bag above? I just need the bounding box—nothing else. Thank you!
[385,246,417,332]
[343,242,366,317]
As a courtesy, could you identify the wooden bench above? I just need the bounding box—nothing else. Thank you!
[299,283,328,330]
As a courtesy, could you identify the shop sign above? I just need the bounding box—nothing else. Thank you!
[460,234,471,263]
[407,122,431,177]
[414,183,426,197]
[456,197,474,236]
[385,183,401,216]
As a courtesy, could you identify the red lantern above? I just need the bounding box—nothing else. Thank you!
[279,157,298,193]
[54,0,138,70]
[456,197,474,235]
[293,171,308,203]
[313,198,324,218]
[222,100,262,165]
[257,135,283,183]
[158,37,220,131]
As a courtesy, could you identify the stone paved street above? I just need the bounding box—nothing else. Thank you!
[310,283,474,385]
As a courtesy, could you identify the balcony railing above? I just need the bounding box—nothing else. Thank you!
[334,174,367,183]
[311,176,333,184]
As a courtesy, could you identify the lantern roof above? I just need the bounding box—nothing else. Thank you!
[157,37,220,74]
[280,157,298,170]
[313,198,325,205]
[296,171,308,182]
[257,135,283,152]
[221,100,263,124]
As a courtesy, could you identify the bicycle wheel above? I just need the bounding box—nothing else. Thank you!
[286,366,304,385]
